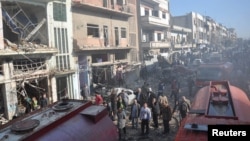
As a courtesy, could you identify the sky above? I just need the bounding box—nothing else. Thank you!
[169,0,250,39]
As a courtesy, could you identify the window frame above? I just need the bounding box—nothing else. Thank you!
[121,27,127,38]
[87,24,100,38]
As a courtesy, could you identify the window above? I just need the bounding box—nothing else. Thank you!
[157,33,161,41]
[0,61,3,75]
[117,0,126,6]
[115,52,126,60]
[115,27,119,46]
[87,24,99,37]
[145,8,149,16]
[54,27,70,71]
[92,54,108,63]
[121,28,126,38]
[53,3,67,21]
[103,26,109,46]
[162,12,166,19]
[103,0,108,7]
[152,10,158,17]
[177,34,180,43]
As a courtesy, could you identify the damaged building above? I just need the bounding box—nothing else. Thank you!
[0,0,141,121]
[72,0,141,88]
[0,0,77,121]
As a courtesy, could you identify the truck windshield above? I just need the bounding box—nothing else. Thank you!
[197,68,222,80]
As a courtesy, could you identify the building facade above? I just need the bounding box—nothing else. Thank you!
[71,0,140,89]
[0,0,239,121]
[139,0,171,69]
[170,25,192,51]
[172,12,237,50]
[0,0,78,120]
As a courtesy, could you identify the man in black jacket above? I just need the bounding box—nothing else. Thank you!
[151,97,160,129]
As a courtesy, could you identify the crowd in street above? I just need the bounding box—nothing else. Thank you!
[86,75,192,140]
[79,45,250,140]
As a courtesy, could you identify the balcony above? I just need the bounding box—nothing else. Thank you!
[141,16,169,29]
[141,41,171,49]
[143,0,162,5]
[0,39,57,57]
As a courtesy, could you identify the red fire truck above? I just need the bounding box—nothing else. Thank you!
[175,80,250,141]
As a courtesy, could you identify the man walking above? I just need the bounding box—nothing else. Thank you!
[139,102,151,136]
[170,78,180,103]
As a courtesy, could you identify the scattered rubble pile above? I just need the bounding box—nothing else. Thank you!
[3,38,50,52]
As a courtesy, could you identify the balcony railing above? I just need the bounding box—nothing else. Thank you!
[174,43,193,49]
[72,0,133,17]
[143,0,165,5]
[141,41,171,48]
[141,16,169,28]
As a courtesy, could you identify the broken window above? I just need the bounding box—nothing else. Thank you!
[115,52,127,60]
[53,2,67,22]
[13,58,46,74]
[2,2,47,43]
[121,28,127,38]
[87,24,99,38]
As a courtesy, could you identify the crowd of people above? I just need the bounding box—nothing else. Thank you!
[90,78,191,140]
[23,93,49,115]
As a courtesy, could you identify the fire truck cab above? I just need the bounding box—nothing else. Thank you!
[195,61,234,88]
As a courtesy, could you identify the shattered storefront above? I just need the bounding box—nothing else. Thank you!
[0,55,55,120]
[0,1,58,120]
[78,55,116,90]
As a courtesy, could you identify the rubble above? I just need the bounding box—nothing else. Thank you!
[0,114,9,125]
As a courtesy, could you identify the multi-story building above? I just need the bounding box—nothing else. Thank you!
[71,0,140,88]
[0,0,77,120]
[172,12,208,49]
[139,0,171,69]
[0,0,140,121]
[172,12,237,50]
[170,25,192,51]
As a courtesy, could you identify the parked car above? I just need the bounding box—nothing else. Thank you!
[187,59,205,71]
[113,87,136,105]
[192,59,204,66]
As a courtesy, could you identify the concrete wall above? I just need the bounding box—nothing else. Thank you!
[72,10,129,48]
